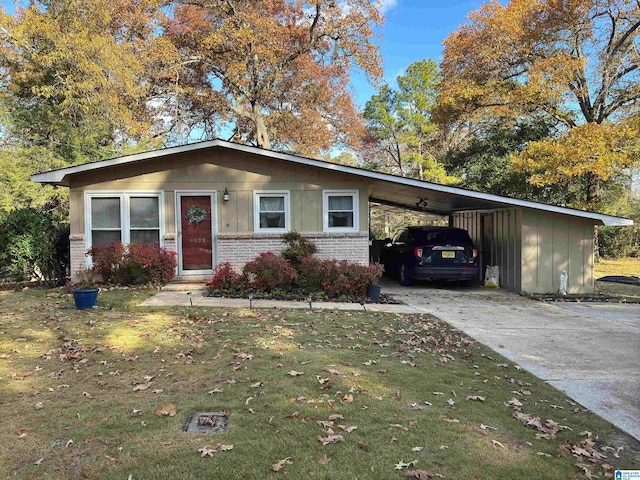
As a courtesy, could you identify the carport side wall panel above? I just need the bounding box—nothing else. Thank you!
[520,209,595,294]
[452,208,522,292]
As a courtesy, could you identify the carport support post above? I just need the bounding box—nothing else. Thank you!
[448,214,454,227]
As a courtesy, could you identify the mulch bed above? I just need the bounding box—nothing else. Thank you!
[528,293,640,304]
[204,289,402,304]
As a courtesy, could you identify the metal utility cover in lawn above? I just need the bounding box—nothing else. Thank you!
[183,412,228,433]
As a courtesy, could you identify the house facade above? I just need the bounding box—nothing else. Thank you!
[32,139,632,294]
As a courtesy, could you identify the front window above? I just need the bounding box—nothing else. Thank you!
[87,193,162,249]
[90,197,122,246]
[254,191,290,233]
[323,190,358,232]
[130,196,160,244]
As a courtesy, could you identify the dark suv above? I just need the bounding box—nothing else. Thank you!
[382,226,479,286]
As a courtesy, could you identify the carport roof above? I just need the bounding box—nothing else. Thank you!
[31,138,633,227]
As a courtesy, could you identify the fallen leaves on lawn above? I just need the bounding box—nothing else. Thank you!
[390,423,410,431]
[337,424,357,433]
[566,437,607,462]
[466,396,486,402]
[198,444,234,458]
[287,370,304,376]
[272,457,292,472]
[513,412,559,439]
[504,398,523,408]
[318,454,329,465]
[394,459,418,470]
[153,402,176,417]
[317,434,344,446]
[405,470,444,479]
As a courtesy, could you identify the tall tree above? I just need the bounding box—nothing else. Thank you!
[363,59,455,183]
[437,0,640,207]
[162,0,383,156]
[0,0,166,164]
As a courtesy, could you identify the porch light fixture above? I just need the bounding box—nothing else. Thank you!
[223,188,230,202]
[416,197,428,210]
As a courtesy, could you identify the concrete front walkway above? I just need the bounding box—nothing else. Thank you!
[139,279,640,440]
[139,285,417,313]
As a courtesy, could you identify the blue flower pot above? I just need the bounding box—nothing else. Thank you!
[72,288,99,310]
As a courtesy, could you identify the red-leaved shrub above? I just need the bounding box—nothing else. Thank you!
[299,257,383,299]
[88,241,125,283]
[88,242,176,285]
[243,252,297,292]
[208,262,244,291]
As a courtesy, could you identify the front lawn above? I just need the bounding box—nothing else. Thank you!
[0,288,637,479]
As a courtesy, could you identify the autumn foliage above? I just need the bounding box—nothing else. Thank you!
[162,0,383,156]
[438,0,640,204]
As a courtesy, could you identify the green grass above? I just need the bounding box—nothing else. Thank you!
[594,257,640,301]
[595,257,640,278]
[0,287,638,479]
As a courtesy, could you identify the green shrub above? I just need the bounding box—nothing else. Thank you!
[281,231,317,267]
[0,207,69,283]
[598,198,640,259]
[88,242,177,285]
[599,226,640,258]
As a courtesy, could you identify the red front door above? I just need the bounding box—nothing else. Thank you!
[179,195,213,272]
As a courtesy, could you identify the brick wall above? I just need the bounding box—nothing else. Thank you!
[216,232,369,270]
[70,234,86,281]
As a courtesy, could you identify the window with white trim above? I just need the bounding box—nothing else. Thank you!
[254,191,290,233]
[323,190,359,232]
[87,193,162,248]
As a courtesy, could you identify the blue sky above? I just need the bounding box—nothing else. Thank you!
[350,0,485,106]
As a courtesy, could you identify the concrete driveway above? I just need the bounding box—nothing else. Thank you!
[380,277,640,441]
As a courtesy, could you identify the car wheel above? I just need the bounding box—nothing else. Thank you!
[399,263,413,286]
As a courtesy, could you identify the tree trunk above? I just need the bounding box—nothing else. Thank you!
[586,172,600,205]
[252,104,270,149]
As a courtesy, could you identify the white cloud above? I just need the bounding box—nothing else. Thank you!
[377,0,399,14]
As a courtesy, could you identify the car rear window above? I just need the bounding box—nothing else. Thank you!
[414,229,472,245]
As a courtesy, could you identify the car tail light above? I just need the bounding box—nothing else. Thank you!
[414,247,423,258]
[472,248,478,258]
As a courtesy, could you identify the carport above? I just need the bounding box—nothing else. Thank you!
[363,175,632,294]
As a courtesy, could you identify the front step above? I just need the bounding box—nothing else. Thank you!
[172,275,211,283]
[162,283,206,292]
[163,276,208,291]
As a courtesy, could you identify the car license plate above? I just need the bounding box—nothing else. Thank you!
[441,251,455,259]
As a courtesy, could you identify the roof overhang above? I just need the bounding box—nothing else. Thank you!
[31,139,633,227]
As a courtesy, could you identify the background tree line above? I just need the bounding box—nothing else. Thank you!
[0,0,638,281]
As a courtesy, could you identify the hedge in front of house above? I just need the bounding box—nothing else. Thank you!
[207,256,383,301]
[88,241,177,285]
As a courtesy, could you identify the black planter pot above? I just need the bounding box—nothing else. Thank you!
[366,284,381,301]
